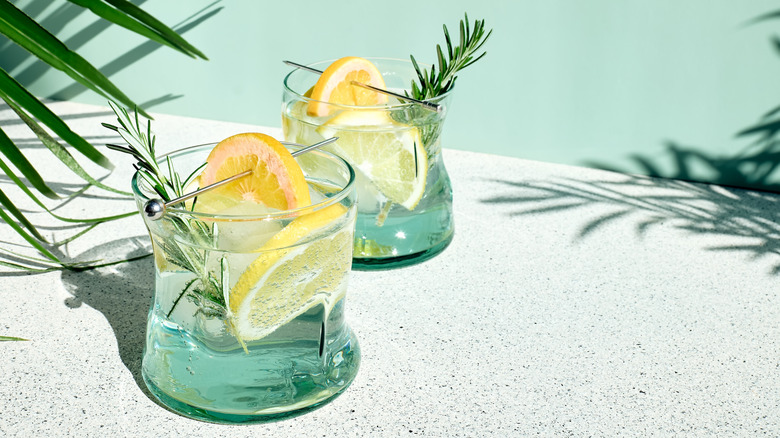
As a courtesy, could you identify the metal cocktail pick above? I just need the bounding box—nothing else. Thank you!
[283,60,442,113]
[142,137,338,221]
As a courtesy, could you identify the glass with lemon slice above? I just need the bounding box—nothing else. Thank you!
[132,136,359,423]
[282,57,454,269]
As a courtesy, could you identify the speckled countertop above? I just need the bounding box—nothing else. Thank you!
[1,102,778,437]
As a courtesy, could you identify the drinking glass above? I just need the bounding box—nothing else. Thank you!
[133,143,359,423]
[282,58,454,269]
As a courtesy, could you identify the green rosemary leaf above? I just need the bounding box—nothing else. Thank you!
[410,55,425,86]
[0,260,59,271]
[459,19,466,52]
[138,169,169,200]
[0,336,28,342]
[69,252,151,271]
[408,13,491,100]
[184,162,207,189]
[105,103,227,318]
[166,156,176,193]
[168,277,198,317]
[0,242,60,264]
[436,44,446,77]
[463,50,488,69]
[444,24,454,60]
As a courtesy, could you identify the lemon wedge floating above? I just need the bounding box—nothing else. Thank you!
[317,110,427,210]
[228,203,352,342]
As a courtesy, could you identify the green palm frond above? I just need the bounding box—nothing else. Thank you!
[67,0,208,60]
[0,0,149,119]
[0,66,114,169]
[0,0,210,272]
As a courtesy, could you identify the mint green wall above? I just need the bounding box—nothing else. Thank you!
[5,0,780,190]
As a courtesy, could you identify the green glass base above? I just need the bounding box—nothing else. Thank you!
[143,371,355,425]
[141,324,360,425]
[352,232,454,271]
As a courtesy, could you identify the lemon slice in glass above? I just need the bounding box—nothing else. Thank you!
[228,203,351,342]
[316,110,427,210]
[307,56,388,117]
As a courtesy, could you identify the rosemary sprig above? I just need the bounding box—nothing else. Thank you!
[408,13,492,101]
[101,101,205,204]
[103,102,227,319]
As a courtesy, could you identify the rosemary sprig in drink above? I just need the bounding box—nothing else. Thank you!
[101,101,205,204]
[393,14,492,149]
[408,13,492,101]
[102,102,228,319]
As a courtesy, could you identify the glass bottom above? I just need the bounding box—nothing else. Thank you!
[141,303,360,424]
[352,231,454,270]
[144,374,352,424]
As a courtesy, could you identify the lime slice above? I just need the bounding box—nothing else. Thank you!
[228,204,351,342]
[316,110,427,210]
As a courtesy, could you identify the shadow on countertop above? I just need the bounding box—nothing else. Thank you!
[481,174,780,275]
[59,237,158,399]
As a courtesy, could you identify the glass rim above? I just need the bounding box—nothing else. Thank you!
[282,56,454,111]
[131,141,356,221]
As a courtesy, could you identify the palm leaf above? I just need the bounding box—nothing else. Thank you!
[6,100,130,196]
[0,122,58,199]
[0,66,113,169]
[0,206,61,264]
[0,155,134,224]
[0,0,150,118]
[0,186,46,241]
[104,0,207,59]
[0,1,209,275]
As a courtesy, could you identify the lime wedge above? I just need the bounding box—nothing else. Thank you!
[316,110,427,210]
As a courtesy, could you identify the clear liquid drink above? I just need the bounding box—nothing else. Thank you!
[133,144,359,423]
[282,58,454,269]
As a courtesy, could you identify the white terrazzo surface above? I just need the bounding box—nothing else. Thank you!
[1,102,778,437]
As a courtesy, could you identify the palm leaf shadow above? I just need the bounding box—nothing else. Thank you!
[482,175,780,275]
[51,3,222,101]
[584,9,780,195]
[59,236,161,401]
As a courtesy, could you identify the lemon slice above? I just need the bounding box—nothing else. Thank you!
[307,57,388,117]
[228,203,351,342]
[316,110,427,210]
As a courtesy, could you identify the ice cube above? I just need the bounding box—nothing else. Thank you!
[212,201,283,252]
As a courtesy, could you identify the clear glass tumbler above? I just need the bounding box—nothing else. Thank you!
[282,58,454,270]
[133,143,359,423]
